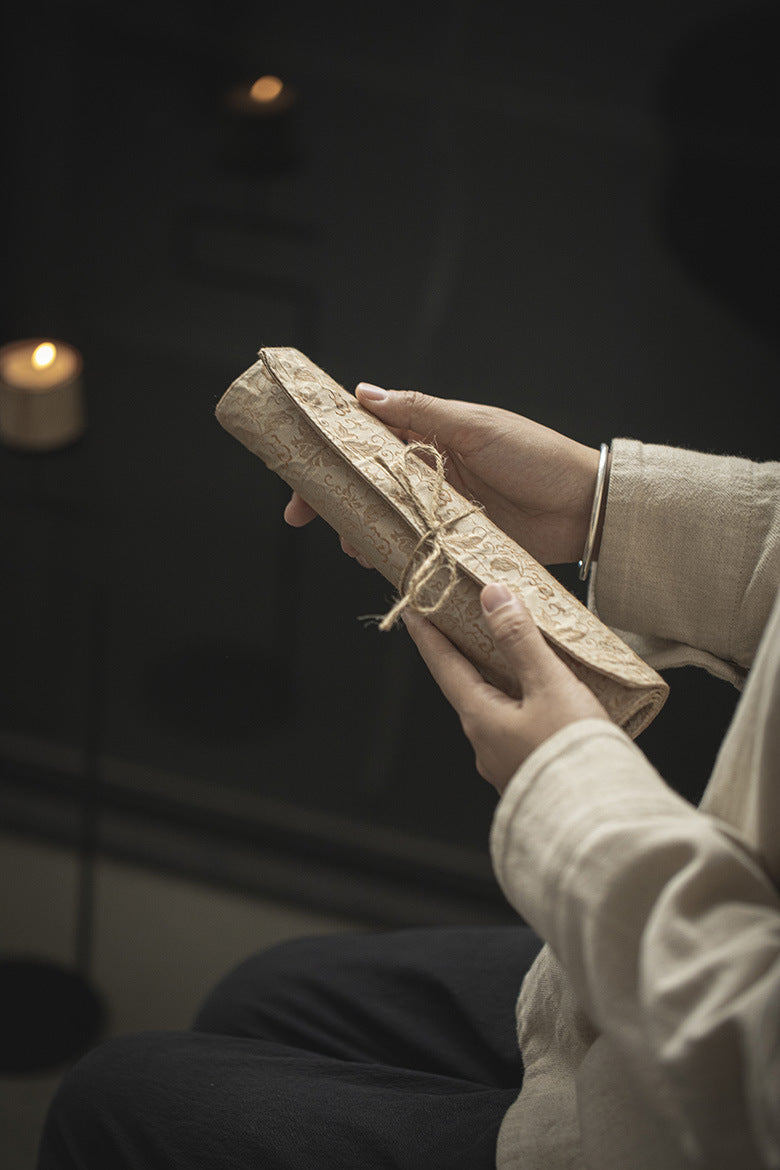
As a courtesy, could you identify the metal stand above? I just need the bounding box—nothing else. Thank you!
[0,585,106,1076]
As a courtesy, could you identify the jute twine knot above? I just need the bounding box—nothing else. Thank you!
[377,442,482,631]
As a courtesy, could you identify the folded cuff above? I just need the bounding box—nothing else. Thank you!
[593,439,780,669]
[490,718,694,945]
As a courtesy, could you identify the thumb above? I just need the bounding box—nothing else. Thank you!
[481,584,562,696]
[355,383,464,443]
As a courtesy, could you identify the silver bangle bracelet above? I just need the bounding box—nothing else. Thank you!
[578,443,610,581]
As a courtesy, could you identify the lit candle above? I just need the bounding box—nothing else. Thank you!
[221,75,299,175]
[0,338,85,451]
[226,74,297,118]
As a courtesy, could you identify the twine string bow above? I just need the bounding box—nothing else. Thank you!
[377,442,482,631]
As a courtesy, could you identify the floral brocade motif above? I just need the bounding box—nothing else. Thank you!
[215,347,669,737]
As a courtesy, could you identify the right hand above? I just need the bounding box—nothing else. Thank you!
[283,384,601,567]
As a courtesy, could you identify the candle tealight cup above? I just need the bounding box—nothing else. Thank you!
[0,339,86,452]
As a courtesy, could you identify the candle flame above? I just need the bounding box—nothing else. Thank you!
[31,342,57,370]
[250,75,284,103]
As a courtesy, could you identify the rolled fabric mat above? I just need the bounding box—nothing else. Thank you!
[215,348,668,738]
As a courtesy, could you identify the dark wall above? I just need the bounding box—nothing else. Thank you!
[2,0,778,923]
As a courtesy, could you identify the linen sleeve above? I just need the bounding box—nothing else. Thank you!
[590,441,780,679]
[490,717,780,1168]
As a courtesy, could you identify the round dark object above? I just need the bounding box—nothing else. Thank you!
[0,959,104,1075]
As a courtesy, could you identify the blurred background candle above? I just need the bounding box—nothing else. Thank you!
[221,74,300,176]
[0,338,86,451]
[226,74,297,117]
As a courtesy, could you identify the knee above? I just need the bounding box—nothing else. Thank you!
[38,1033,170,1167]
[44,1033,148,1124]
[193,932,353,1034]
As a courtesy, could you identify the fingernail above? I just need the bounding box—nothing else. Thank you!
[482,584,514,613]
[356,383,388,403]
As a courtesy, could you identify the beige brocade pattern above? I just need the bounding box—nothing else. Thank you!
[215,347,668,737]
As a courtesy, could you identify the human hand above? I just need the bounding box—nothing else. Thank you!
[284,384,601,566]
[403,583,609,794]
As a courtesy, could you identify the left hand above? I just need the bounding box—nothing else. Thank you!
[403,584,610,794]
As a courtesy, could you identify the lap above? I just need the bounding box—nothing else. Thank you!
[40,1029,518,1170]
[38,925,542,1170]
[194,925,540,1087]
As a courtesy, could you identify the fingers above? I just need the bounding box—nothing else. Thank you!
[283,491,318,527]
[355,383,464,444]
[481,584,563,695]
[341,536,372,569]
[402,610,488,713]
[404,586,562,713]
[284,494,373,568]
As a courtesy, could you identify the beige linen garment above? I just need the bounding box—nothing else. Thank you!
[490,440,780,1169]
